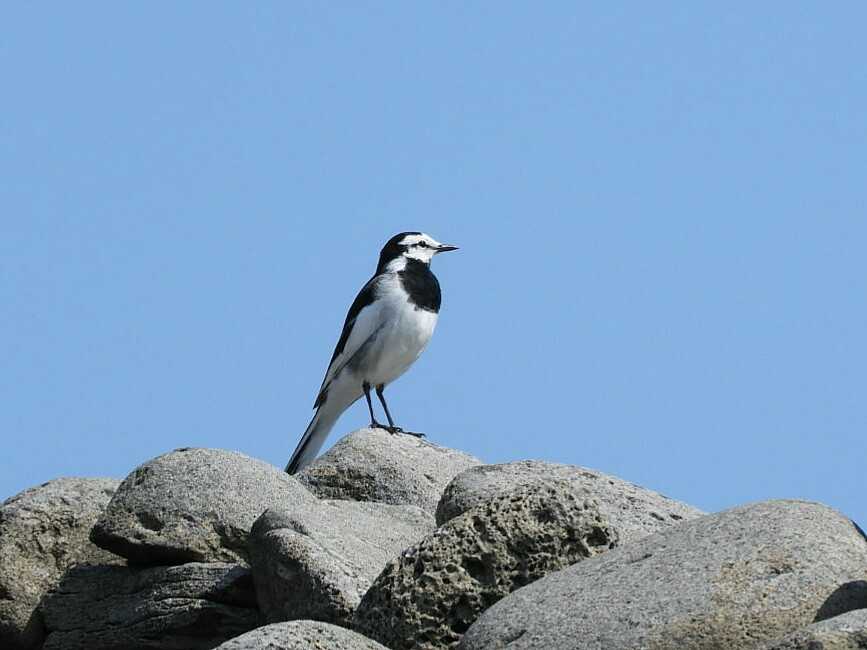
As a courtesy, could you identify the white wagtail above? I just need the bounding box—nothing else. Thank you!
[285,232,458,473]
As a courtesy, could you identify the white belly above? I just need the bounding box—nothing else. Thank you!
[356,299,438,387]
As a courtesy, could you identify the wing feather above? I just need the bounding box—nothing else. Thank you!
[314,275,384,407]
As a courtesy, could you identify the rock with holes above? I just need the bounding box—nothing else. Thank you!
[0,477,121,650]
[459,500,867,650]
[297,428,482,515]
[352,480,617,650]
[41,562,260,650]
[91,448,316,565]
[250,501,435,625]
[214,620,390,650]
[761,607,867,649]
[436,460,702,544]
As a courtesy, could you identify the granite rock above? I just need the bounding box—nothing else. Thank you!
[41,562,259,650]
[250,500,435,625]
[298,428,481,515]
[214,620,389,650]
[353,480,617,649]
[459,500,867,650]
[0,477,121,650]
[91,448,316,564]
[437,460,702,544]
[762,607,867,650]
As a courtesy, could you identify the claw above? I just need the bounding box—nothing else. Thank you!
[372,423,425,438]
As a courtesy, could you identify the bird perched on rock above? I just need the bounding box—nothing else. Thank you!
[286,232,458,474]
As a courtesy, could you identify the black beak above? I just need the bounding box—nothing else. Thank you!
[436,244,459,253]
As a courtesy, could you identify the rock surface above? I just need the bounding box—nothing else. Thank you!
[214,620,389,650]
[41,562,259,650]
[762,608,867,649]
[437,460,702,543]
[91,447,316,564]
[459,500,867,650]
[7,437,863,650]
[0,477,120,650]
[250,501,435,625]
[353,480,617,650]
[298,428,481,515]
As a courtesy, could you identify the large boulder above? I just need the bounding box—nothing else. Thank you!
[214,620,389,650]
[91,448,316,564]
[762,608,867,649]
[0,477,121,650]
[298,428,481,515]
[250,500,435,625]
[41,562,259,650]
[437,460,702,543]
[459,500,867,650]
[353,480,617,650]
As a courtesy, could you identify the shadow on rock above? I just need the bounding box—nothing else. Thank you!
[814,580,867,623]
[38,562,260,650]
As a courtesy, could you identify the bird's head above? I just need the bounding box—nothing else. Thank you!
[377,232,458,272]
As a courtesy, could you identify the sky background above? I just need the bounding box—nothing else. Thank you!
[2,4,865,526]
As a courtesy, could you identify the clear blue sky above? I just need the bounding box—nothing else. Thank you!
[3,4,865,526]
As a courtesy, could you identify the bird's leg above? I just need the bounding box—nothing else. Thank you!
[374,384,401,432]
[376,384,425,438]
[363,382,387,430]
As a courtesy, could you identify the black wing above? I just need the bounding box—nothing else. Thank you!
[313,274,380,408]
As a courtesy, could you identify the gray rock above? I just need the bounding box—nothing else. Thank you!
[91,447,317,564]
[353,480,617,650]
[761,608,867,649]
[459,500,867,650]
[298,428,481,515]
[214,620,389,650]
[250,501,435,626]
[437,460,702,543]
[41,561,260,650]
[0,477,121,650]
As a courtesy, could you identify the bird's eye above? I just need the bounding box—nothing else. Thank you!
[418,241,429,248]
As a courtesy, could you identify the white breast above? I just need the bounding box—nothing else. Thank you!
[357,274,439,386]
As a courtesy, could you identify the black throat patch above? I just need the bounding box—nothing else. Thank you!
[398,258,442,313]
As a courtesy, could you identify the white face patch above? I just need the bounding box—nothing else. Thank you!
[400,232,442,264]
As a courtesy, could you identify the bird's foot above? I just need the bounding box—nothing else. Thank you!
[369,422,425,438]
[389,426,425,438]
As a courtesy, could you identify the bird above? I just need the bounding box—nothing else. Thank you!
[285,232,458,474]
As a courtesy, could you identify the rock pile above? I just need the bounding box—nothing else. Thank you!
[0,427,864,650]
